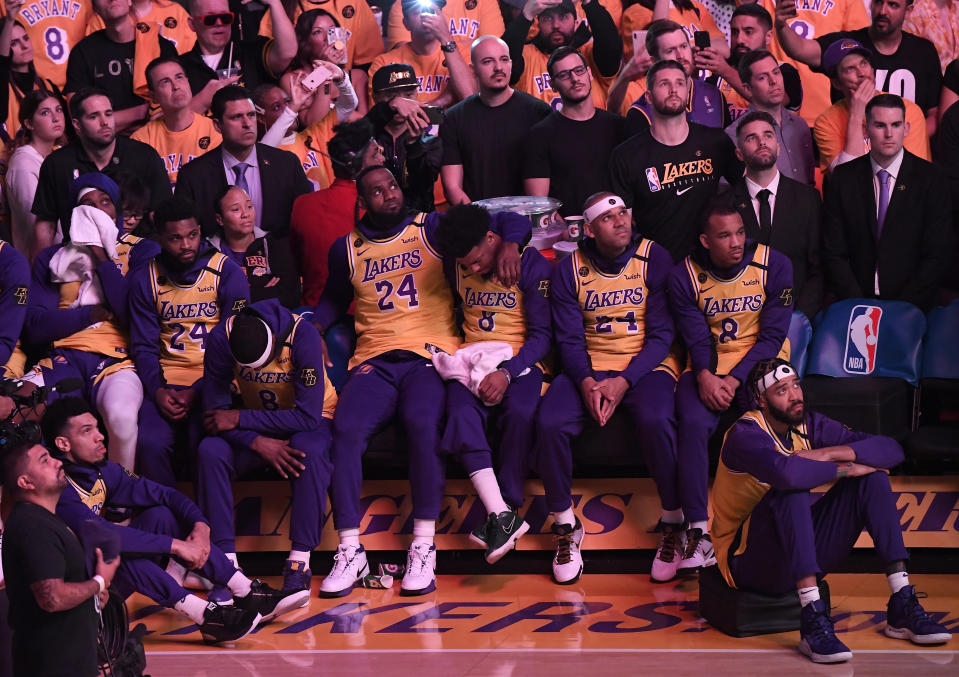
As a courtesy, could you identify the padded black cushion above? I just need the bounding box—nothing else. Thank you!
[905,425,959,461]
[802,375,914,440]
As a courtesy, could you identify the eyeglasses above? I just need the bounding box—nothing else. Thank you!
[552,64,587,82]
[122,211,143,222]
[197,11,234,27]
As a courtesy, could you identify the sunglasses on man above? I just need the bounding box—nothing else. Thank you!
[196,11,234,26]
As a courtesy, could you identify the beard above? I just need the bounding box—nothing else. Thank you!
[652,98,685,117]
[746,150,778,171]
[560,87,591,105]
[768,400,804,426]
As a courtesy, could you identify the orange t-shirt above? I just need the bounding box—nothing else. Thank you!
[759,0,870,126]
[2,0,94,89]
[279,112,338,189]
[516,41,608,110]
[368,42,470,104]
[813,93,930,173]
[259,0,384,67]
[132,113,221,188]
[386,0,504,51]
[620,0,722,62]
[86,1,195,52]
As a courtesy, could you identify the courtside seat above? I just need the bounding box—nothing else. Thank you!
[905,301,959,469]
[787,311,813,376]
[699,564,831,637]
[802,299,925,441]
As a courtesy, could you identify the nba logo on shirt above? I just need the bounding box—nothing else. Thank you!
[843,305,882,374]
[645,167,661,192]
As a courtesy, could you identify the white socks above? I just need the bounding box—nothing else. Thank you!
[289,549,311,568]
[96,369,144,472]
[690,520,709,533]
[662,509,684,525]
[412,519,435,546]
[552,508,576,528]
[470,468,509,515]
[339,528,360,547]
[888,571,910,594]
[224,552,240,569]
[165,558,187,586]
[175,594,209,624]
[227,570,252,598]
[798,585,820,607]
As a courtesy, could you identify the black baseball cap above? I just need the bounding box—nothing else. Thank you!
[371,63,418,93]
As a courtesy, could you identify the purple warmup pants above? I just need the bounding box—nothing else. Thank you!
[37,347,121,403]
[728,473,909,594]
[534,370,680,513]
[442,367,543,509]
[111,505,239,607]
[136,382,202,488]
[330,353,446,530]
[194,423,333,552]
[676,371,751,523]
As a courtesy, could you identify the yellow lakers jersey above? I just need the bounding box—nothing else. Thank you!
[573,239,655,373]
[86,1,196,51]
[456,258,527,355]
[368,42,469,104]
[712,410,811,587]
[132,115,221,189]
[684,244,787,375]
[279,115,336,190]
[150,253,227,387]
[347,216,460,367]
[228,314,337,419]
[67,474,107,515]
[386,0,504,50]
[3,0,93,88]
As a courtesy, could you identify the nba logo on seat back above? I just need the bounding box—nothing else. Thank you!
[844,305,882,374]
[645,167,661,192]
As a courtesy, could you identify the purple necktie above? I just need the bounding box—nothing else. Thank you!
[876,169,891,237]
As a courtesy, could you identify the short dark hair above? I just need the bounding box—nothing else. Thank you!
[646,20,686,59]
[731,3,772,32]
[738,48,777,85]
[251,82,284,109]
[212,85,253,121]
[329,118,378,180]
[153,196,198,233]
[865,93,906,121]
[546,46,586,77]
[434,204,492,259]
[69,87,112,119]
[1,438,37,495]
[214,183,249,215]
[735,110,777,139]
[40,397,92,449]
[646,59,686,88]
[701,191,740,234]
[145,55,184,90]
[356,165,394,197]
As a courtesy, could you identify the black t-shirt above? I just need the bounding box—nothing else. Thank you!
[944,59,959,96]
[816,28,942,113]
[609,122,744,261]
[32,136,173,238]
[1,501,98,677]
[523,108,628,216]
[180,37,278,101]
[439,90,551,201]
[65,30,177,110]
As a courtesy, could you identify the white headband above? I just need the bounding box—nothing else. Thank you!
[236,317,275,369]
[755,363,796,395]
[76,186,98,203]
[584,196,626,224]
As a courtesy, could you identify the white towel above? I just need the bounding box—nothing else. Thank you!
[48,245,105,308]
[68,204,118,260]
[432,342,516,405]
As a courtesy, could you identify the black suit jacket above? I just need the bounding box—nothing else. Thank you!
[823,151,954,312]
[176,143,312,237]
[732,175,823,318]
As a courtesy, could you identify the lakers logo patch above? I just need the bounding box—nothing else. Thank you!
[164,16,177,28]
[232,299,247,313]
[354,238,364,247]
[579,266,589,277]
[300,367,318,387]
[199,136,211,149]
[697,272,708,284]
[342,4,355,17]
[466,0,477,7]
[136,21,150,33]
[14,286,27,305]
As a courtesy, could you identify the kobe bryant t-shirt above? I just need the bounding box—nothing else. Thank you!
[609,122,743,262]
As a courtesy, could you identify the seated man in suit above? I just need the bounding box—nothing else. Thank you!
[823,94,953,312]
[731,111,823,319]
[712,358,951,663]
[176,86,312,238]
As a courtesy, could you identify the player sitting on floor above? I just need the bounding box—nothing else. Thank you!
[311,166,531,597]
[45,397,308,644]
[711,358,952,663]
[198,299,337,598]
[668,195,793,573]
[433,204,554,564]
[534,192,682,584]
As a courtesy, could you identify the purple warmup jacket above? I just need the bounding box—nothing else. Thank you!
[0,242,29,366]
[551,235,675,386]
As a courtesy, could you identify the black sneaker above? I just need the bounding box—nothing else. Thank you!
[469,513,494,548]
[485,510,529,564]
[235,579,311,623]
[199,602,262,644]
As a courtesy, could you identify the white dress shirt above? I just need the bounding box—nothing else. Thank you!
[222,146,264,232]
[744,171,781,229]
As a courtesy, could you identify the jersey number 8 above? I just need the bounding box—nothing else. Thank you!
[44,27,69,65]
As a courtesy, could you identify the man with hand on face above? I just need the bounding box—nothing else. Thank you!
[534,192,684,585]
[311,166,531,598]
[712,358,952,664]
[668,196,793,576]
[127,197,250,487]
[45,397,303,643]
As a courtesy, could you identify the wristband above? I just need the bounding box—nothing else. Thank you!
[498,367,512,384]
[93,575,106,594]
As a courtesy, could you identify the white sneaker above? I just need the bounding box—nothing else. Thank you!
[551,519,584,585]
[401,542,437,596]
[679,528,716,572]
[319,544,369,598]
[651,522,686,583]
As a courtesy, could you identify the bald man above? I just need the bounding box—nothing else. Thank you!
[440,36,551,204]
[532,192,684,585]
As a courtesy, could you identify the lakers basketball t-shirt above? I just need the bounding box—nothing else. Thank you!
[609,122,743,261]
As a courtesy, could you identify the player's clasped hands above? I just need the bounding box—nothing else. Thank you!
[251,436,307,479]
[204,408,241,434]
